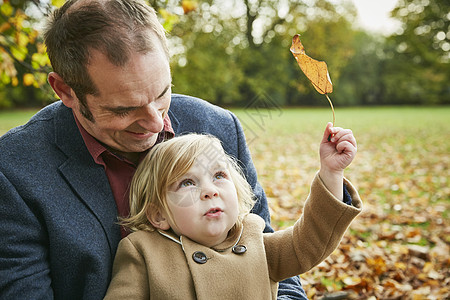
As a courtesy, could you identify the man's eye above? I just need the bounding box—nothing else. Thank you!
[179,179,195,188]
[115,110,131,118]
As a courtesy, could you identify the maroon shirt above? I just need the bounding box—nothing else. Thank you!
[74,115,174,237]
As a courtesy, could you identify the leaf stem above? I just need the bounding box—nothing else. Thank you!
[325,94,335,127]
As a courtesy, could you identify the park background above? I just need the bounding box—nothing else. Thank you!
[0,0,449,299]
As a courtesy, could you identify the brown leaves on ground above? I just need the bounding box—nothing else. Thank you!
[237,108,449,300]
[303,214,449,299]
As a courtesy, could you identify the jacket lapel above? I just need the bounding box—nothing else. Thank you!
[54,104,121,254]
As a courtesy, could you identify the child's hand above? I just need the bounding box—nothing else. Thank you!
[318,122,357,200]
[320,122,357,172]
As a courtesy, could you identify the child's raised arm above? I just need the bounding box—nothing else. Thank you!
[318,122,357,201]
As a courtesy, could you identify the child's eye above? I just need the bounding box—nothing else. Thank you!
[179,179,195,188]
[214,171,227,180]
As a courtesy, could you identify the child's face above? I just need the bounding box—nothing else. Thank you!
[164,154,239,247]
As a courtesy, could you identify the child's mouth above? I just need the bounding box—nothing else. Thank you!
[205,208,223,216]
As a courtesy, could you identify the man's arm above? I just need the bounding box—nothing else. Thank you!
[0,172,54,299]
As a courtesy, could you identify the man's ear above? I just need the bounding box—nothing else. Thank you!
[48,72,77,108]
[147,208,171,230]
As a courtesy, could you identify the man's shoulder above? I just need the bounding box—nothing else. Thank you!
[0,101,74,163]
[168,94,238,133]
[170,94,232,119]
[168,94,244,157]
[0,101,65,142]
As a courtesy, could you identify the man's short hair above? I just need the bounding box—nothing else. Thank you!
[44,0,169,120]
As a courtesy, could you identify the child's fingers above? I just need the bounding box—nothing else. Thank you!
[322,122,334,143]
[336,140,357,157]
[330,128,357,149]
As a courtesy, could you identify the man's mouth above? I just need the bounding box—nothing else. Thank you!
[125,130,154,138]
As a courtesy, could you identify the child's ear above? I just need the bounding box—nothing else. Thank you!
[147,209,170,230]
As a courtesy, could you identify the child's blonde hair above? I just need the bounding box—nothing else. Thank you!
[121,133,255,232]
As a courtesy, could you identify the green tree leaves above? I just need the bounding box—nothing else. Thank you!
[0,1,53,107]
[0,0,448,108]
[384,0,450,104]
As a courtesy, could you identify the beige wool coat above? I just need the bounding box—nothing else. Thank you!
[104,174,362,300]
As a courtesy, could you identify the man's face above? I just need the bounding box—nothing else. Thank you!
[73,47,171,158]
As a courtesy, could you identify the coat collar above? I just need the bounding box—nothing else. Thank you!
[156,223,244,253]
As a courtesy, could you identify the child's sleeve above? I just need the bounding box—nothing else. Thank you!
[263,172,362,282]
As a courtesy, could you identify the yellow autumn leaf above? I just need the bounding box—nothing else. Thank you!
[23,73,35,86]
[16,32,29,48]
[158,9,179,32]
[181,0,198,14]
[32,52,50,67]
[290,34,335,128]
[9,11,26,28]
[36,43,47,54]
[0,22,11,33]
[52,0,66,8]
[0,3,13,17]
[290,34,332,94]
[11,45,27,62]
[35,73,48,87]
[28,29,39,44]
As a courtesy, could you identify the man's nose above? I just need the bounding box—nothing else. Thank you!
[136,103,164,132]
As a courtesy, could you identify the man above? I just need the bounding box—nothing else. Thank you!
[0,0,307,299]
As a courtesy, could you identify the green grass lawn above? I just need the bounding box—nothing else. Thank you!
[0,109,39,136]
[1,105,449,298]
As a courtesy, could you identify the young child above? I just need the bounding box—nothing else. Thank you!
[104,123,362,300]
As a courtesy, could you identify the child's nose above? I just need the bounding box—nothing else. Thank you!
[200,184,218,200]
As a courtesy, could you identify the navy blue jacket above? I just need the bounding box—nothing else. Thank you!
[0,94,307,299]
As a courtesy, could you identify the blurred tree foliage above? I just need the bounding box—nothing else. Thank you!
[170,0,359,106]
[0,0,53,108]
[0,0,448,109]
[383,0,450,105]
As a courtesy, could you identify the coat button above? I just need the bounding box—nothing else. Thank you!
[192,251,208,264]
[232,245,247,254]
